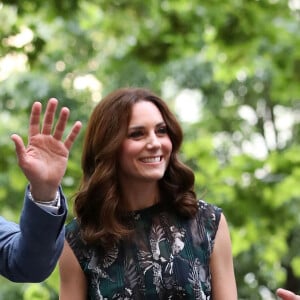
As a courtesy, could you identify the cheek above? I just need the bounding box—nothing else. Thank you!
[164,138,173,155]
[118,141,142,165]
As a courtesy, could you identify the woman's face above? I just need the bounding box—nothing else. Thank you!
[118,100,172,185]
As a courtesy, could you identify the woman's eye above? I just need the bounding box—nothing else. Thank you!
[157,126,168,135]
[128,130,143,138]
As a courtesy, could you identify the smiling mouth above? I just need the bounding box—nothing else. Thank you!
[140,156,162,163]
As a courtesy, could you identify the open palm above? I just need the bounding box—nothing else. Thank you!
[11,98,82,201]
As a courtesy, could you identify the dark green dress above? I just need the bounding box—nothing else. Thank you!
[65,200,222,300]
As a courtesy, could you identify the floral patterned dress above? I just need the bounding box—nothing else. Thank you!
[65,200,222,300]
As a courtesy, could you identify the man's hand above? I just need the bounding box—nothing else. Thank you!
[11,98,82,202]
[277,288,300,300]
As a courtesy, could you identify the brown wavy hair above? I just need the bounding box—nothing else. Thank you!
[74,87,198,247]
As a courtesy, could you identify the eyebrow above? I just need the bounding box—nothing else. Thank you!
[128,122,166,130]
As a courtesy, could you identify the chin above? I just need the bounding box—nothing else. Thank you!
[145,173,165,181]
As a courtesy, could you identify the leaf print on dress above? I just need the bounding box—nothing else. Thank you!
[140,224,167,294]
[121,257,144,300]
[188,258,211,300]
[87,244,119,300]
[190,201,219,260]
[149,223,166,261]
[67,230,90,267]
[165,226,186,275]
[124,257,139,291]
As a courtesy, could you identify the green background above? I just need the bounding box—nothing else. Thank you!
[0,0,300,299]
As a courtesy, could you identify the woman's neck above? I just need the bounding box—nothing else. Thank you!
[120,180,160,211]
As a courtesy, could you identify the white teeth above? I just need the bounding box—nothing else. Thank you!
[141,157,161,163]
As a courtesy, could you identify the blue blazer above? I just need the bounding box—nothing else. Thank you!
[0,187,67,282]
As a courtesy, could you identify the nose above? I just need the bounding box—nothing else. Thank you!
[146,133,160,149]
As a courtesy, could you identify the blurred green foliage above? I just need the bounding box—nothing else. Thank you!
[0,0,300,298]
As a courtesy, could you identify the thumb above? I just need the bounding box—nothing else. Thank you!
[11,134,26,164]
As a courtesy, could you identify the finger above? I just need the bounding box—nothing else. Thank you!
[41,98,58,135]
[53,107,70,141]
[11,134,26,165]
[64,121,82,151]
[29,101,42,137]
[276,288,297,300]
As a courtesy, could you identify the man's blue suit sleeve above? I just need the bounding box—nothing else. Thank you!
[0,186,67,282]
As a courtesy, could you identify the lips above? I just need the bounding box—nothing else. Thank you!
[140,156,162,163]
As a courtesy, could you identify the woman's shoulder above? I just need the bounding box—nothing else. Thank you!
[197,199,222,214]
[65,218,88,252]
[65,218,80,235]
[195,199,223,227]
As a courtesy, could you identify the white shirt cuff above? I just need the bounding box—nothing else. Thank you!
[28,190,61,215]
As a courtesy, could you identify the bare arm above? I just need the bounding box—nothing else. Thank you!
[59,241,87,300]
[210,213,237,300]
